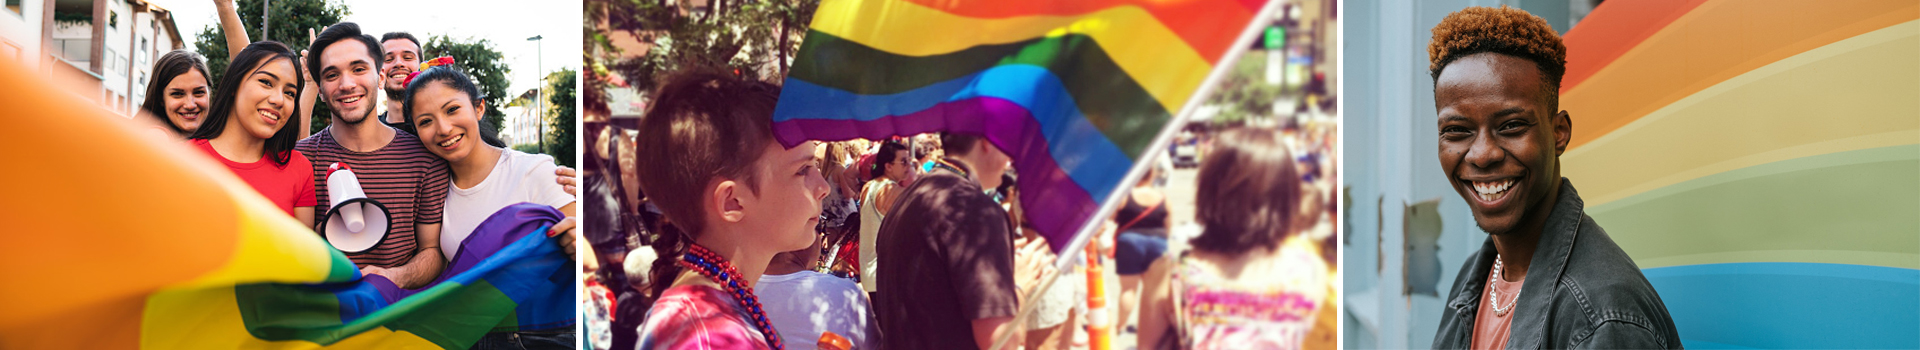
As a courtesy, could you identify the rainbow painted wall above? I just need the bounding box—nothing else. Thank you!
[1559,1,1918,348]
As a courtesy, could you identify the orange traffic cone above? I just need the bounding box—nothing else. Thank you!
[1085,241,1110,350]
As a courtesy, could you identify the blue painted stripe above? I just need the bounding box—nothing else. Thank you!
[1644,262,1919,349]
[775,64,1135,202]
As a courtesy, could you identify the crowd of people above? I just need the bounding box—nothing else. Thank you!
[130,1,580,347]
[581,69,1340,350]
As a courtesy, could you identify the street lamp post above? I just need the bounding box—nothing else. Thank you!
[527,35,543,153]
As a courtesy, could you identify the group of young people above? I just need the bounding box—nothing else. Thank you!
[132,1,579,348]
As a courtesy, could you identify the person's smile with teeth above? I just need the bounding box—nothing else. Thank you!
[1466,178,1516,202]
[259,107,282,123]
[330,83,370,111]
[385,64,410,84]
[438,132,464,149]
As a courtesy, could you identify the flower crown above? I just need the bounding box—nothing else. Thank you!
[402,56,457,87]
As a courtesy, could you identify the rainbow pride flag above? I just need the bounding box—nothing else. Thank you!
[772,0,1272,252]
[1557,0,1918,348]
[0,64,573,349]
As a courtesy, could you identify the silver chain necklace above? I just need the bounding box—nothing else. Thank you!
[1488,254,1522,317]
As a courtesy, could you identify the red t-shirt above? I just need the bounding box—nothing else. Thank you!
[193,139,316,217]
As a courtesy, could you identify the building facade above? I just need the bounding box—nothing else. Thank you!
[1,0,184,117]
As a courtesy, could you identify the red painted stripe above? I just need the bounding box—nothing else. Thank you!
[1561,0,1710,92]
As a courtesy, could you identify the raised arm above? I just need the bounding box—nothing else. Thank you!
[297,28,316,137]
[213,0,250,60]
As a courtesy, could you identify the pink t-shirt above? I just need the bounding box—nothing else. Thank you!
[192,139,316,216]
[1472,266,1525,350]
[637,284,774,350]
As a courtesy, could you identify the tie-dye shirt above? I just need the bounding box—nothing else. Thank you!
[637,285,773,350]
[1174,239,1330,350]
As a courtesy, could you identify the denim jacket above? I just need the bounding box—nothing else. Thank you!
[1432,179,1683,349]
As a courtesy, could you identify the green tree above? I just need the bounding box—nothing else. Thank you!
[423,35,512,145]
[599,0,817,92]
[512,143,542,155]
[543,68,577,168]
[193,0,350,132]
[1203,49,1285,125]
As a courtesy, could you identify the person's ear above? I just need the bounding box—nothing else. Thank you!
[1553,110,1572,156]
[711,179,747,223]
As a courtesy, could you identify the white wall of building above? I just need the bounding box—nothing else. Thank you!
[502,104,543,148]
[0,0,46,68]
[10,0,180,116]
[101,0,131,114]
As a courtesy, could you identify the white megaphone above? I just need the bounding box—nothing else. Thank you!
[321,162,391,253]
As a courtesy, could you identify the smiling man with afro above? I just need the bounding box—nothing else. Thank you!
[1424,5,1682,350]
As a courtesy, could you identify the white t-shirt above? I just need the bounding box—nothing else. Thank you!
[756,271,877,350]
[439,149,575,260]
[857,178,894,293]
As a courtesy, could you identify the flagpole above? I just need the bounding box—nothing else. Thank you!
[988,1,1286,349]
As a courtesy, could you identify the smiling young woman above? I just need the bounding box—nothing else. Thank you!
[400,64,577,263]
[187,41,316,229]
[399,61,583,349]
[136,50,212,139]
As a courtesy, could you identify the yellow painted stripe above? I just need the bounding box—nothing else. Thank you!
[167,187,349,290]
[1562,20,1920,206]
[142,288,441,349]
[1561,0,1920,150]
[810,0,1213,113]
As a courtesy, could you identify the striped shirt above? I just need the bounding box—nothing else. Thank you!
[297,126,451,267]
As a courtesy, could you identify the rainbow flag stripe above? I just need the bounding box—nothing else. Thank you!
[144,204,571,349]
[0,64,573,349]
[1558,0,1918,348]
[773,0,1268,251]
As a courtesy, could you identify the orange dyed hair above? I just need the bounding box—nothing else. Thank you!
[1428,5,1568,95]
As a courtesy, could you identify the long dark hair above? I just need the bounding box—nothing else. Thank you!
[633,70,780,299]
[189,41,304,166]
[871,141,908,180]
[402,65,507,148]
[140,50,211,136]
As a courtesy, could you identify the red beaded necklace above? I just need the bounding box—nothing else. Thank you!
[677,244,785,350]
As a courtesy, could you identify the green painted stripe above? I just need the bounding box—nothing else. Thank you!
[1632,250,1919,270]
[1591,145,1920,269]
[235,279,516,348]
[491,307,521,333]
[235,283,346,341]
[385,279,514,349]
[790,30,1173,158]
[324,251,359,283]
